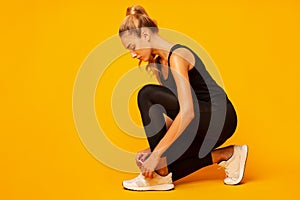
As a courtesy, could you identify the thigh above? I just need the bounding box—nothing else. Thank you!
[164,100,237,164]
[189,100,238,148]
[182,101,237,157]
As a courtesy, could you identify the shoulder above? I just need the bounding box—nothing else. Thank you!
[169,46,195,70]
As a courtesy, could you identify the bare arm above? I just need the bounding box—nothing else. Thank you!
[152,52,195,156]
[141,51,195,177]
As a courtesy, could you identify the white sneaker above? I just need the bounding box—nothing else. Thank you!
[122,172,174,191]
[218,145,248,185]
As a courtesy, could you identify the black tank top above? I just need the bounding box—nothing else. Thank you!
[157,44,229,105]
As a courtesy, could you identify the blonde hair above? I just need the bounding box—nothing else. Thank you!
[119,5,158,37]
[119,5,160,75]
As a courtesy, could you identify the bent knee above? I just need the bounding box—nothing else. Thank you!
[137,84,158,101]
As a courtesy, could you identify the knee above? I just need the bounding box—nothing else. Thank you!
[137,84,157,107]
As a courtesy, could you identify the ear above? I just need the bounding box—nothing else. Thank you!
[141,28,151,42]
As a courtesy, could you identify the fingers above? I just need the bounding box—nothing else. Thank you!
[137,153,143,160]
[142,170,153,179]
[136,153,147,168]
[135,154,142,167]
[141,165,153,179]
[136,153,150,168]
[137,160,143,168]
[140,153,150,162]
[139,154,145,162]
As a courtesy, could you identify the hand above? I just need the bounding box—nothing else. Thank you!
[141,152,161,179]
[135,149,151,169]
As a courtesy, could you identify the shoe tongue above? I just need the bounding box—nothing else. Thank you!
[154,172,173,180]
[153,172,158,178]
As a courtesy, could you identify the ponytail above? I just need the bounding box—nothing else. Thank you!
[119,5,158,38]
[119,5,160,76]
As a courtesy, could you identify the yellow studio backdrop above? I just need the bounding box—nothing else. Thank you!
[1,0,299,199]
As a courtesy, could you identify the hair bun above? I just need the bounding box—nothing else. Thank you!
[126,5,149,16]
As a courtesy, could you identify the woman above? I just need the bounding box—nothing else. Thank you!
[119,5,248,191]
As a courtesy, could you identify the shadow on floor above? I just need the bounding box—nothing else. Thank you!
[174,164,225,185]
[174,163,257,186]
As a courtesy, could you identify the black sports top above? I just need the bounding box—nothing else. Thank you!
[157,44,229,105]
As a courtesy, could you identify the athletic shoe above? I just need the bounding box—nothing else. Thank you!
[218,145,248,185]
[122,172,174,191]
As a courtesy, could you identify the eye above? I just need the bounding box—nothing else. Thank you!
[131,45,136,50]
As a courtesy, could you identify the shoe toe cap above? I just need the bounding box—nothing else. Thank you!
[224,177,240,185]
[122,180,138,189]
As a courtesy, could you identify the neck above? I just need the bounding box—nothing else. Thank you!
[150,35,175,62]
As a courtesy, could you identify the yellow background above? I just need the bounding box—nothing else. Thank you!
[1,0,300,199]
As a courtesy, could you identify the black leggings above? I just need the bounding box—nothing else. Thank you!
[137,84,237,182]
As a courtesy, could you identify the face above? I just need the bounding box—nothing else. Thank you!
[120,30,152,63]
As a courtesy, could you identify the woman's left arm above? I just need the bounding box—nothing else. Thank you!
[141,52,195,178]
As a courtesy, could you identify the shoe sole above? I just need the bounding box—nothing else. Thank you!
[123,183,174,191]
[229,145,248,185]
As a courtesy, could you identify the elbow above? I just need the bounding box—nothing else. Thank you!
[188,112,195,122]
[181,109,195,122]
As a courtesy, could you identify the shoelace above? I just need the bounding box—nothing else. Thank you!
[226,163,239,179]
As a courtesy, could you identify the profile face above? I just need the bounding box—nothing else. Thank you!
[120,31,152,63]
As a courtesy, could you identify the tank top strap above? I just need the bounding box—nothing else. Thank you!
[167,44,183,67]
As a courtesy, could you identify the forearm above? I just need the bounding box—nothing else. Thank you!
[153,110,194,156]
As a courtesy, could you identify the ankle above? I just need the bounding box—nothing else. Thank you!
[212,145,234,164]
[155,157,168,176]
[155,167,169,176]
[224,146,234,161]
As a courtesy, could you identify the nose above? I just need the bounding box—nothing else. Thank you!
[130,51,137,58]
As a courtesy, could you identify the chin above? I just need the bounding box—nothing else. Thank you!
[143,56,150,62]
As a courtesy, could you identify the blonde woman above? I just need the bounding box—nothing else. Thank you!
[119,5,248,191]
